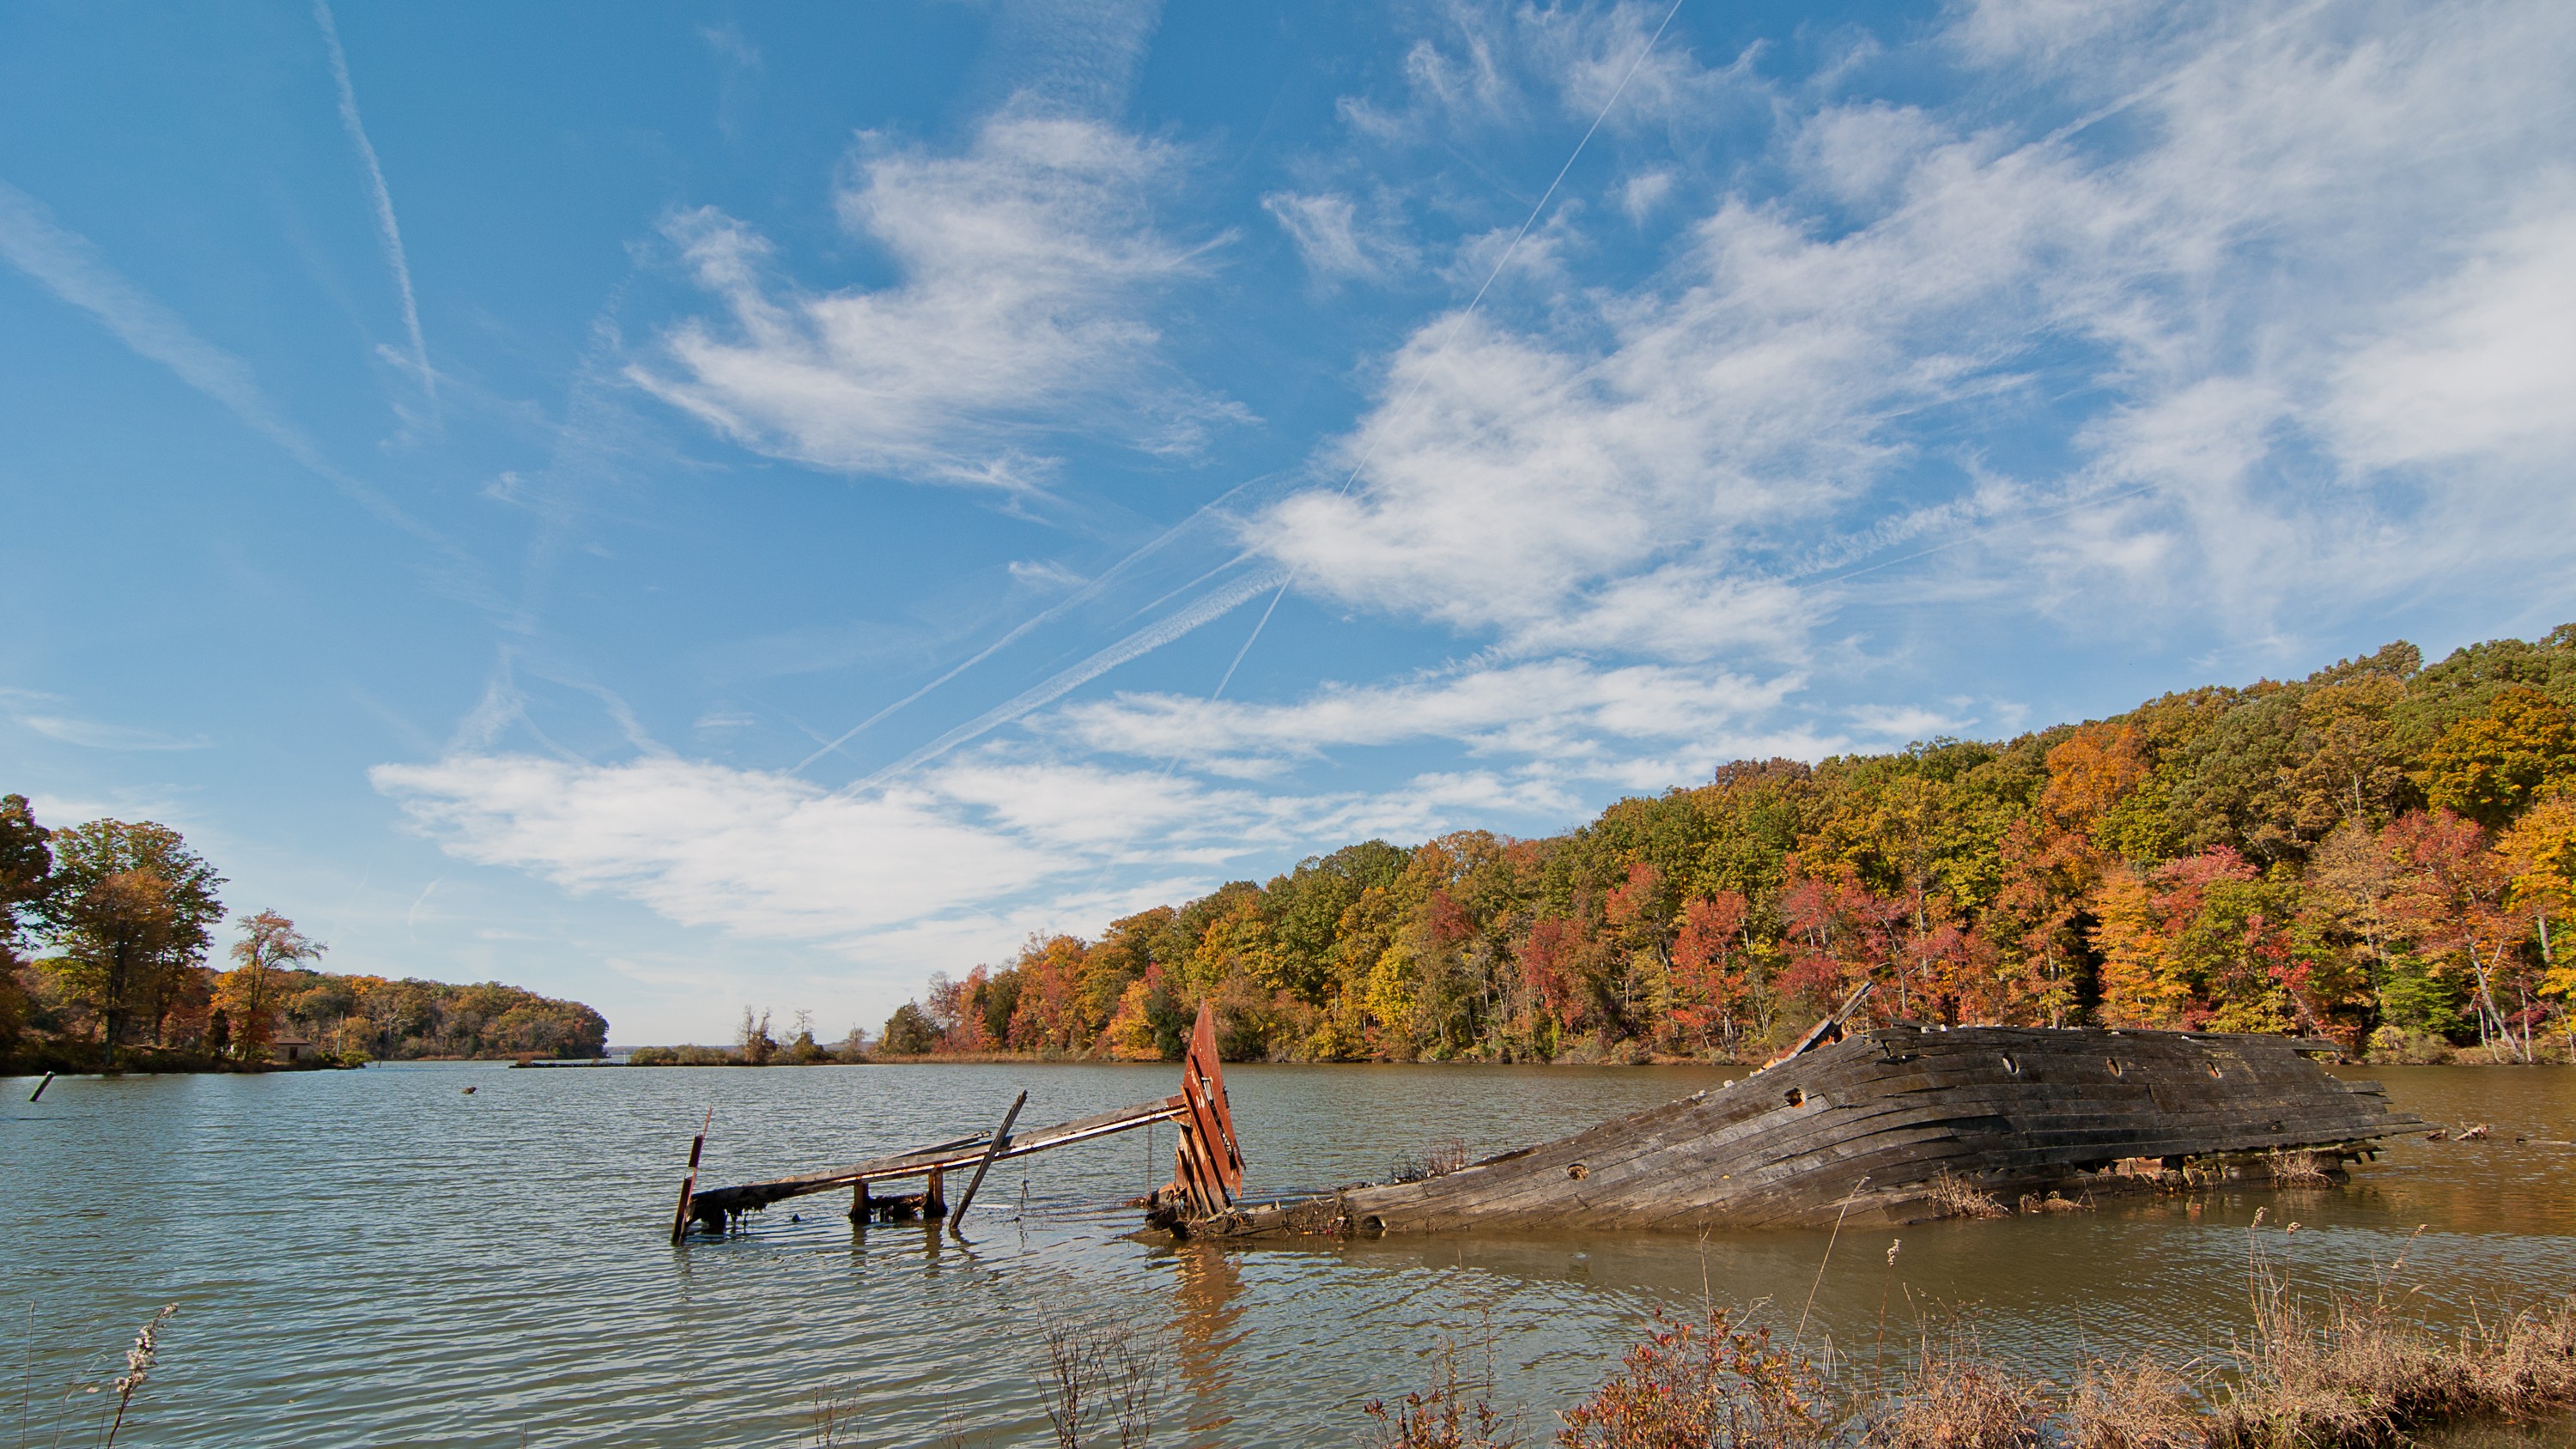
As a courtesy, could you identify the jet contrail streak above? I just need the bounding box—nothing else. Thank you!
[843,567,1285,794]
[315,0,434,405]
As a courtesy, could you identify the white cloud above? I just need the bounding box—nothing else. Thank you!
[1262,191,1414,280]
[1049,658,1810,772]
[17,716,211,751]
[1618,168,1675,221]
[3,688,210,751]
[1344,0,1734,141]
[632,113,1237,488]
[1255,0,2576,659]
[2324,203,2576,470]
[368,746,1607,963]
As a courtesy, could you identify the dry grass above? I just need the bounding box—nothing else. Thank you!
[1362,1333,1523,1449]
[1358,1267,2576,1449]
[2262,1152,2334,1188]
[1391,1137,1473,1185]
[2068,1356,2208,1449]
[1923,1171,2011,1221]
[2209,1282,2576,1449]
[1868,1329,2050,1449]
[1037,1314,1163,1449]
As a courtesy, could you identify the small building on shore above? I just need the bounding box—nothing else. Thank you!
[271,1035,313,1064]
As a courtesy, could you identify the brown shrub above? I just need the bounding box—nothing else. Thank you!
[1557,1307,1847,1449]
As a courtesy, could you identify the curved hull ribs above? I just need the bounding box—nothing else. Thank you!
[1168,1017,2426,1240]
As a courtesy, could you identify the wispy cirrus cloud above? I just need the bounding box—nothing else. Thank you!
[1263,190,1418,281]
[370,748,1557,966]
[0,177,502,612]
[0,179,337,477]
[631,112,1243,490]
[1255,0,2576,664]
[1048,658,1814,774]
[3,690,210,752]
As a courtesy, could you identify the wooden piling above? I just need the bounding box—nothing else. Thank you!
[669,1108,712,1245]
[923,1165,945,1218]
[949,1090,1027,1230]
[849,1178,872,1224]
[28,1070,54,1102]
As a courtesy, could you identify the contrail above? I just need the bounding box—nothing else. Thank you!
[791,470,1291,773]
[843,565,1285,793]
[315,0,434,406]
[0,180,317,469]
[0,177,501,614]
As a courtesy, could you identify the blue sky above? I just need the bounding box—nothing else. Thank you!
[5,1,2572,1045]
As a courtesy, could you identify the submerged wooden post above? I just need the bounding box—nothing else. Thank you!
[924,1166,946,1218]
[849,1178,872,1224]
[949,1090,1028,1231]
[28,1070,54,1102]
[670,1107,713,1245]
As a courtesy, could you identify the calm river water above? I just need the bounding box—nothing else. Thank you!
[4,1060,2571,1446]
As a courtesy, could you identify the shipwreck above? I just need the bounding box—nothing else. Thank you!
[671,987,2425,1244]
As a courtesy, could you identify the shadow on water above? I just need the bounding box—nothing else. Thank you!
[2,1060,2569,1446]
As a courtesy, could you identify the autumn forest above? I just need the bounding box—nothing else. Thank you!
[883,627,2576,1067]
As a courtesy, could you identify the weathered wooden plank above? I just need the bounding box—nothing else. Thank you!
[948,1090,1026,1228]
[669,1108,711,1245]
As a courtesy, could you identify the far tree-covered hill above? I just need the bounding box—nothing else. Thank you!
[1,796,606,1070]
[882,627,2576,1066]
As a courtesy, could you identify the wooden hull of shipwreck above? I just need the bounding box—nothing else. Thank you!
[1164,1026,2425,1240]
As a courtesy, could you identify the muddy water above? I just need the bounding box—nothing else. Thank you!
[3,1061,2569,1446]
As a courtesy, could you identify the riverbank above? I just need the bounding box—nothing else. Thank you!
[2,1043,366,1076]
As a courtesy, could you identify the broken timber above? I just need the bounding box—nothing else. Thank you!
[676,1003,1242,1239]
[1159,987,2429,1240]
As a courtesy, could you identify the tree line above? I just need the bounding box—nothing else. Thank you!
[0,797,606,1070]
[884,627,2576,1065]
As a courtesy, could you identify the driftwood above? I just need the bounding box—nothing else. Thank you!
[1164,1020,2426,1240]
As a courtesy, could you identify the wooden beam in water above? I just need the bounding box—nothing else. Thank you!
[669,1107,712,1246]
[949,1090,1027,1229]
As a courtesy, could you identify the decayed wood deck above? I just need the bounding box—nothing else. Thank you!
[1165,1022,2427,1240]
[675,1002,1247,1240]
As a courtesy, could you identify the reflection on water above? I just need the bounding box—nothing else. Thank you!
[3,1061,2569,1446]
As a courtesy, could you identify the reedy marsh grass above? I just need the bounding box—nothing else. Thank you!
[1360,1215,2576,1449]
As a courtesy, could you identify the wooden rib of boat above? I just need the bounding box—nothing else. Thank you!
[1154,996,2427,1240]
